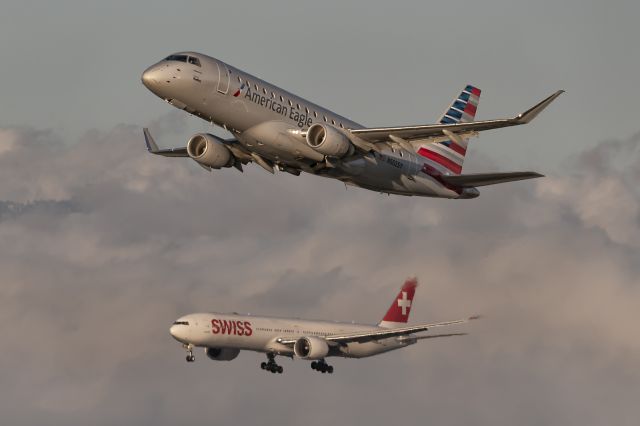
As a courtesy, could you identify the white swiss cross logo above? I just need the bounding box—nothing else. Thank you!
[397,291,411,316]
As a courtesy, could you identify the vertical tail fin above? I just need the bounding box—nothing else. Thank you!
[378,278,418,328]
[417,85,481,175]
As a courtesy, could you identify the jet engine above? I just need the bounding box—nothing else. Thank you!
[306,123,353,157]
[204,347,240,361]
[294,336,330,360]
[187,133,233,169]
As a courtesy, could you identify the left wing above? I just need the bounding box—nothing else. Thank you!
[325,316,479,344]
[277,316,479,346]
[348,90,563,143]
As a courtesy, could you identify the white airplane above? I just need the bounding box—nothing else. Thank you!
[141,52,563,198]
[170,278,478,374]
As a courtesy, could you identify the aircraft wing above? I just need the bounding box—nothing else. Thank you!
[440,171,544,187]
[323,316,479,344]
[276,316,479,346]
[143,128,257,172]
[143,128,189,157]
[348,90,564,143]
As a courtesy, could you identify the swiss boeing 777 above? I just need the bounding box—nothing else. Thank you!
[170,278,478,374]
[142,52,563,198]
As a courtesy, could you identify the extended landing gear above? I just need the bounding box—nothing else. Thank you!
[183,343,195,363]
[260,353,283,374]
[310,359,334,374]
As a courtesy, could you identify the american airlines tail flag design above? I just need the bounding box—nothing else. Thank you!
[418,85,481,175]
[378,278,418,328]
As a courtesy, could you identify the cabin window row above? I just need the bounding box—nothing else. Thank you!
[237,76,345,128]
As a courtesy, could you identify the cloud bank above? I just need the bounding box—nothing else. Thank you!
[0,119,638,426]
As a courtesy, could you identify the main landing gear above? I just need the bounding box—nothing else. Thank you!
[260,353,283,374]
[184,343,195,363]
[311,359,334,374]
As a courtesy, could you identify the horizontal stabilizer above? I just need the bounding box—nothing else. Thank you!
[440,171,544,187]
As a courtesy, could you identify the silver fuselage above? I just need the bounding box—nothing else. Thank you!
[142,52,477,198]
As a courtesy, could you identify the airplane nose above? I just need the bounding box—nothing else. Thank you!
[141,65,161,89]
[169,325,180,340]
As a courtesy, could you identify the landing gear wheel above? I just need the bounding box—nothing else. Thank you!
[262,353,283,374]
[183,343,195,362]
[311,359,333,374]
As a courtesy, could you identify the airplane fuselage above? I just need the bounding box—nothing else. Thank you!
[142,52,479,198]
[170,312,411,359]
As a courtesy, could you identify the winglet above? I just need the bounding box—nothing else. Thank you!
[515,90,564,124]
[143,128,159,153]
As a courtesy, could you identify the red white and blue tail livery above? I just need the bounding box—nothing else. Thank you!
[418,85,481,175]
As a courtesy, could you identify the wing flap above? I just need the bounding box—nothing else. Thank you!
[349,90,564,142]
[440,171,544,187]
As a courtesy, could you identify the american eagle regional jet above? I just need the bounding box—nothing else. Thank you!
[170,278,478,374]
[142,52,563,198]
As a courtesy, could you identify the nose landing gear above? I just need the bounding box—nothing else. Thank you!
[260,353,283,374]
[183,343,195,362]
[310,359,333,374]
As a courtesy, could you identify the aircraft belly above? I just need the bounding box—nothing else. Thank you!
[238,121,324,162]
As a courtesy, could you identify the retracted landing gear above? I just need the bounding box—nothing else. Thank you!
[310,359,334,374]
[260,353,283,374]
[183,343,195,363]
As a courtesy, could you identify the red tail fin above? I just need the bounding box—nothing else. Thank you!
[378,278,418,328]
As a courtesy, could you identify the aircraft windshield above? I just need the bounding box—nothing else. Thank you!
[165,55,201,66]
[173,320,189,326]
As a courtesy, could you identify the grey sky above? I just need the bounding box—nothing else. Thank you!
[0,1,639,425]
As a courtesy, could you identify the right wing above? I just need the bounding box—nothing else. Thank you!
[348,90,564,143]
[143,128,263,173]
[440,171,544,187]
[143,128,189,157]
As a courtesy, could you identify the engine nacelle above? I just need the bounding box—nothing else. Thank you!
[306,123,353,158]
[187,133,233,169]
[204,347,240,361]
[294,336,330,360]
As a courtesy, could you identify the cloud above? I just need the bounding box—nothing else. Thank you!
[0,123,638,425]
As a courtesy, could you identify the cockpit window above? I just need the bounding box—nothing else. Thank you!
[188,56,201,66]
[165,54,188,63]
[173,320,189,325]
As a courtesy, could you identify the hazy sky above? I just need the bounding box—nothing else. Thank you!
[0,1,638,425]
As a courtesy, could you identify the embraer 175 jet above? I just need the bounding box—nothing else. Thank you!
[142,52,563,198]
[170,278,477,374]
